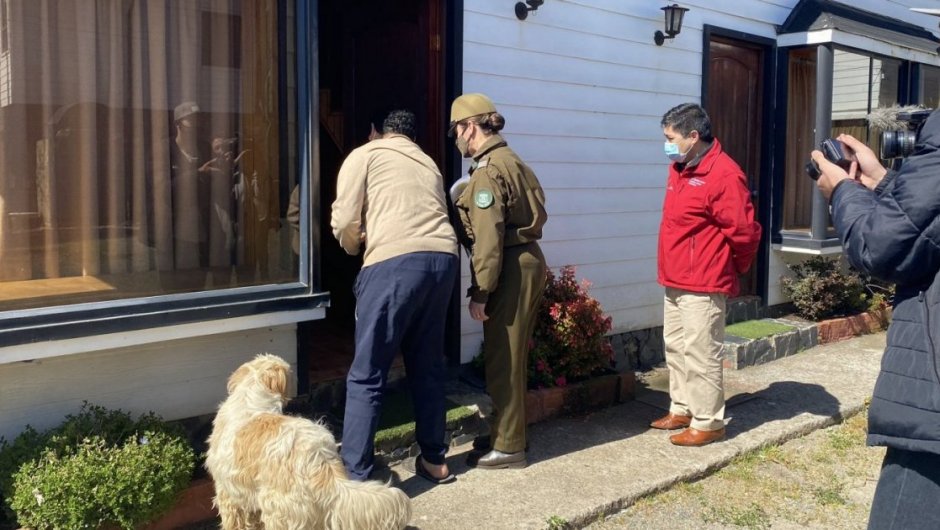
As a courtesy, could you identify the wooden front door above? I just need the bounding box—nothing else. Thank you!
[706,36,765,297]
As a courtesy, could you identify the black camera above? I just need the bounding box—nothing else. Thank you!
[805,138,854,181]
[880,109,932,159]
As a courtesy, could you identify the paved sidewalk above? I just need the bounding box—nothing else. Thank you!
[392,332,886,530]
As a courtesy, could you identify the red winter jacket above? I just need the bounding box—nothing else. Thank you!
[657,139,761,297]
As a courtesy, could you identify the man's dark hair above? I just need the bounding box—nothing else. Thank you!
[661,102,714,142]
[382,110,416,139]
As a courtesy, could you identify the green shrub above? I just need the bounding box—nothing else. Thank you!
[781,256,868,320]
[0,403,195,529]
[528,266,613,388]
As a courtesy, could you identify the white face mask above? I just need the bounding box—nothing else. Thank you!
[664,141,691,163]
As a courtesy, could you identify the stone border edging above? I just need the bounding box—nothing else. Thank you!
[722,318,818,370]
[722,309,892,370]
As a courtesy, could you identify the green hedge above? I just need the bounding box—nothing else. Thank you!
[0,403,195,529]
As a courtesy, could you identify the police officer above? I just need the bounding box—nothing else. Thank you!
[449,93,548,470]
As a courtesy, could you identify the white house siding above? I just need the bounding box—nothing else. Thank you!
[458,0,798,362]
[0,324,298,441]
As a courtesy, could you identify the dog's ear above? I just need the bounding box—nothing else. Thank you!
[227,364,252,395]
[260,362,288,398]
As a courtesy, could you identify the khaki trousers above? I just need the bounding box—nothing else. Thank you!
[483,242,546,453]
[663,287,727,432]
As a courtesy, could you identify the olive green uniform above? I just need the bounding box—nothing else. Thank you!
[455,134,548,453]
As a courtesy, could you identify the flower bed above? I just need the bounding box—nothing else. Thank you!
[817,307,892,344]
[525,371,636,425]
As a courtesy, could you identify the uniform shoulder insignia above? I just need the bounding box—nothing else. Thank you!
[476,158,489,169]
[474,189,495,209]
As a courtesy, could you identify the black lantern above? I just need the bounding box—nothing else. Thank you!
[654,4,690,46]
[515,0,544,21]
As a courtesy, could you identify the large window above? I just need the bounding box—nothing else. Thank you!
[920,65,940,108]
[832,52,901,172]
[0,1,301,313]
[781,47,913,241]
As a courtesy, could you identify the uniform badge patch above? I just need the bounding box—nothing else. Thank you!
[475,189,494,208]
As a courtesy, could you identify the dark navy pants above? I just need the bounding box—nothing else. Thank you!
[868,447,940,529]
[341,251,457,480]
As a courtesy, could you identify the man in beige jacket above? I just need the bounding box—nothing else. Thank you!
[331,110,458,484]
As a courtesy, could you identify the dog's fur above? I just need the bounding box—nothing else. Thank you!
[206,354,411,529]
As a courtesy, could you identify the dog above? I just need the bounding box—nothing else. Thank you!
[206,354,412,529]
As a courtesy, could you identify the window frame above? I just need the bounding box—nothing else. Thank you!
[0,0,326,351]
[773,42,934,254]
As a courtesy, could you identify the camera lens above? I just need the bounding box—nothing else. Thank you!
[880,130,918,159]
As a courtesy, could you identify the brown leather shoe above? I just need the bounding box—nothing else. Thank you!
[649,413,692,430]
[669,427,726,447]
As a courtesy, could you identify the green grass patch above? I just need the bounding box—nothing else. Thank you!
[373,390,475,446]
[726,319,796,340]
[813,483,847,506]
[704,503,771,529]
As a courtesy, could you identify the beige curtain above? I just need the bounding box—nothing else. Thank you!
[783,49,816,232]
[0,0,281,295]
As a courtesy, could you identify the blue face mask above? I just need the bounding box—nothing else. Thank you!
[664,141,689,163]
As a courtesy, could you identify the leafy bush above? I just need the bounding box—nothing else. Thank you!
[528,266,613,388]
[0,403,195,529]
[781,256,869,320]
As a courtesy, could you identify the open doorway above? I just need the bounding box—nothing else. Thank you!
[301,0,449,385]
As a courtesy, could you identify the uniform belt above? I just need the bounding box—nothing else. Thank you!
[504,238,538,249]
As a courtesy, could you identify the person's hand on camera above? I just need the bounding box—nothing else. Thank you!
[836,134,887,190]
[811,149,855,201]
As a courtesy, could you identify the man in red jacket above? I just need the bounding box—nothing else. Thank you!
[651,103,762,447]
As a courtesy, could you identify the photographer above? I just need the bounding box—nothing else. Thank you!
[811,113,940,529]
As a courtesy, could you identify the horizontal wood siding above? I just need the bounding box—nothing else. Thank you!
[0,326,297,441]
[458,0,797,362]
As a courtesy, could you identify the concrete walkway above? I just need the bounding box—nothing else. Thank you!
[391,332,886,530]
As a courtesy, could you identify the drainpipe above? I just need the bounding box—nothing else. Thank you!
[811,43,834,241]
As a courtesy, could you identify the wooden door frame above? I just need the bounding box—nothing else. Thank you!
[701,25,775,305]
[443,0,463,366]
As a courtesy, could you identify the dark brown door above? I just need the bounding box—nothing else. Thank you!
[706,36,764,297]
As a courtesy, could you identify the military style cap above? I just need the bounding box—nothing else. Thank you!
[174,101,200,123]
[448,93,497,136]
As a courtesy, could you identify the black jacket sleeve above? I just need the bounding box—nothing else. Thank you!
[830,117,940,287]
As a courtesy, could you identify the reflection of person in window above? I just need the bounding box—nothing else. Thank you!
[170,101,207,269]
[200,135,250,264]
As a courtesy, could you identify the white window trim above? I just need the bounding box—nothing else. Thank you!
[778,29,940,67]
[0,307,324,365]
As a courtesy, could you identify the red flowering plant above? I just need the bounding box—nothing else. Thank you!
[528,265,614,389]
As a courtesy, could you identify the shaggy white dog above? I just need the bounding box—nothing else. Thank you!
[206,354,411,530]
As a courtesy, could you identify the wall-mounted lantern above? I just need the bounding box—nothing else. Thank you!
[654,4,690,45]
[515,0,544,21]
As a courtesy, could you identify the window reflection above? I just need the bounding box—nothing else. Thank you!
[920,65,940,109]
[0,1,299,312]
[831,52,900,158]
